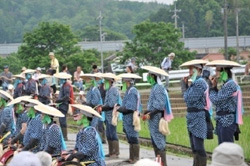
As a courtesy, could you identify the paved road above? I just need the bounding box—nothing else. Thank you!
[66,133,193,166]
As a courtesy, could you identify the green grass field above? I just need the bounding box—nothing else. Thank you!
[117,116,250,160]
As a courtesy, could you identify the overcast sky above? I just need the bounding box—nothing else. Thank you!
[121,0,174,5]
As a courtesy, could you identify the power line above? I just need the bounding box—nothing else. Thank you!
[170,1,181,28]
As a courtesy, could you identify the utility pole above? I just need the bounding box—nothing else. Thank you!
[224,0,228,60]
[182,22,185,40]
[235,0,240,62]
[170,1,181,28]
[97,11,104,72]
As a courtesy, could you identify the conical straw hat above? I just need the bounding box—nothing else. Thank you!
[37,74,51,80]
[34,104,65,117]
[7,96,32,106]
[70,104,101,118]
[180,60,208,68]
[118,73,142,79]
[102,73,120,80]
[12,74,25,80]
[79,74,101,80]
[53,73,72,79]
[22,69,36,74]
[141,66,168,77]
[0,90,13,101]
[22,98,42,106]
[206,60,241,67]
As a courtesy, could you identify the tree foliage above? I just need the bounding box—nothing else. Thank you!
[118,20,195,69]
[17,22,80,69]
[0,0,163,43]
[16,22,98,72]
[0,53,23,74]
[149,0,250,38]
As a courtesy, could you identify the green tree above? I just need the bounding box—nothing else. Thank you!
[205,10,213,32]
[0,53,23,74]
[17,22,80,69]
[118,20,195,69]
[66,49,100,73]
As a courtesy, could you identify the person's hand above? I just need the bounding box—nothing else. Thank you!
[115,104,120,110]
[142,113,150,121]
[96,105,102,113]
[211,77,217,88]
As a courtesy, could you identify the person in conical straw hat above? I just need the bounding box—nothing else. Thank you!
[100,73,121,158]
[65,104,105,165]
[22,69,38,97]
[7,96,32,145]
[206,60,244,145]
[0,90,13,144]
[180,60,210,166]
[115,73,142,164]
[54,72,72,141]
[80,74,103,128]
[12,74,25,98]
[34,104,66,155]
[180,60,209,95]
[140,66,173,166]
[21,98,43,152]
[37,74,52,105]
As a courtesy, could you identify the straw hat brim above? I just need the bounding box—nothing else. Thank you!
[205,60,241,67]
[22,69,36,74]
[37,74,51,80]
[102,73,120,80]
[7,96,32,106]
[12,74,25,80]
[34,104,65,117]
[0,90,13,101]
[21,98,42,106]
[141,66,168,77]
[53,73,72,79]
[118,73,142,79]
[71,104,101,118]
[180,60,209,68]
[79,74,101,80]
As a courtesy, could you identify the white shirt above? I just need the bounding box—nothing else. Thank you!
[161,57,172,70]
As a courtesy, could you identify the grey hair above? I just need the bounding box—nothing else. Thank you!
[36,151,52,166]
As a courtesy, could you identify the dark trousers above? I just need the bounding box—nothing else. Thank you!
[217,122,237,144]
[125,134,138,144]
[59,106,68,128]
[105,121,118,141]
[189,132,206,157]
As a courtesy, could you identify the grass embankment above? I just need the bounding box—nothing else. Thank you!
[117,117,250,160]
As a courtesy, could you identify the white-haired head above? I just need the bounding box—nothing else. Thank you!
[36,151,52,166]
[168,52,175,57]
[9,151,41,166]
[134,159,161,166]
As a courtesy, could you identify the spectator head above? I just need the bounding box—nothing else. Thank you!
[21,67,27,72]
[126,63,133,73]
[49,52,55,59]
[36,67,42,73]
[62,64,68,72]
[77,66,82,73]
[211,142,247,166]
[8,151,41,166]
[4,65,9,72]
[131,57,136,63]
[36,151,52,166]
[134,159,161,166]
[168,52,175,60]
[92,65,98,73]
